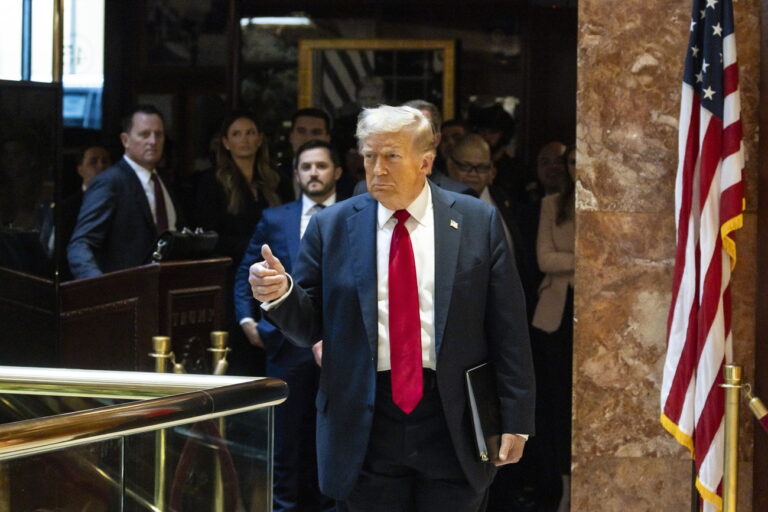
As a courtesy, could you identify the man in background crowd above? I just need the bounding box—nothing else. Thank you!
[67,104,180,279]
[235,140,341,512]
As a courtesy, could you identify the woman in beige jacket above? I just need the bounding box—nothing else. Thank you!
[532,145,575,512]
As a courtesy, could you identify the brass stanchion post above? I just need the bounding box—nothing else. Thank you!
[722,364,742,512]
[148,336,173,511]
[208,331,231,512]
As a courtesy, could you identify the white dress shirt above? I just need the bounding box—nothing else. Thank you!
[376,182,436,371]
[123,155,177,230]
[300,193,336,238]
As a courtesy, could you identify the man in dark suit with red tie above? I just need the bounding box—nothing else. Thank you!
[67,105,180,279]
[249,105,535,511]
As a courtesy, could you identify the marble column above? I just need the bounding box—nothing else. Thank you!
[573,0,760,509]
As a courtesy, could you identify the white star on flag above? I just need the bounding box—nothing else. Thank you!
[702,86,716,99]
[712,23,723,36]
[691,45,700,57]
[706,0,717,8]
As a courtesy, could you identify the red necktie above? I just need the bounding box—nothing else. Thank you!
[388,210,422,414]
[151,173,169,233]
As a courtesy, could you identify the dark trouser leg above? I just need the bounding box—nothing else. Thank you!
[340,371,487,512]
[269,349,324,512]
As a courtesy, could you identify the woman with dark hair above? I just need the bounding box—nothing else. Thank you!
[194,111,281,376]
[195,111,281,259]
[531,144,575,512]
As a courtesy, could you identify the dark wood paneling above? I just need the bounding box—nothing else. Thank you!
[158,257,230,373]
[0,268,56,367]
[59,264,160,371]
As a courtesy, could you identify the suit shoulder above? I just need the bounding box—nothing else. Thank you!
[443,188,494,215]
[262,200,301,219]
[326,193,374,216]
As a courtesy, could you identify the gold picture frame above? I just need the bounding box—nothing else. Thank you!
[297,39,455,120]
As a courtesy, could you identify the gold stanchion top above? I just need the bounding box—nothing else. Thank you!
[723,364,742,384]
[152,336,172,354]
[210,331,229,349]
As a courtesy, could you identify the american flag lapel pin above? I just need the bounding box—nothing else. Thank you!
[450,219,459,229]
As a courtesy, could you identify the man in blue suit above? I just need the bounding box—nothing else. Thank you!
[235,140,341,512]
[249,106,535,512]
[67,105,180,279]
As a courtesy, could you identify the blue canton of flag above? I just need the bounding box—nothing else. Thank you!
[683,0,733,119]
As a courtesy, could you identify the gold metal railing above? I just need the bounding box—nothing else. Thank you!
[0,366,287,461]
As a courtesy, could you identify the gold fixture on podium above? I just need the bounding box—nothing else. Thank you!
[208,331,231,377]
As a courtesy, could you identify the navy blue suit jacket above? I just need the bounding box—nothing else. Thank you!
[67,158,178,279]
[264,182,535,499]
[234,199,303,357]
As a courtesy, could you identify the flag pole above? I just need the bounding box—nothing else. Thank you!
[722,364,742,512]
[689,460,698,512]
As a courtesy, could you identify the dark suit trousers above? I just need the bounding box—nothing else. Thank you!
[269,345,334,512]
[338,370,488,512]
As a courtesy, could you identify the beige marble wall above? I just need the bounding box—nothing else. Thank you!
[574,0,760,509]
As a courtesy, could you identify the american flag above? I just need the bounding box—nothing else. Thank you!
[660,0,745,510]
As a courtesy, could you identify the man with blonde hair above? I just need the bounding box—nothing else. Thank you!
[249,105,534,511]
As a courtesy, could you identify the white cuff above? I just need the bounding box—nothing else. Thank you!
[260,274,294,311]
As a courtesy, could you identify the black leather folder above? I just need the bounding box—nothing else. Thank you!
[465,362,501,463]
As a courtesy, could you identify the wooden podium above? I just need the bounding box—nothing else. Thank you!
[0,257,231,371]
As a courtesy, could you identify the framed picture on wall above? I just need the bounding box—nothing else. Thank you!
[297,39,456,120]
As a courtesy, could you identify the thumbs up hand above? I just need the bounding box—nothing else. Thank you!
[249,244,289,302]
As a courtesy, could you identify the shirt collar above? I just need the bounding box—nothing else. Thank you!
[301,193,336,215]
[377,180,431,229]
[479,186,493,204]
[123,154,154,184]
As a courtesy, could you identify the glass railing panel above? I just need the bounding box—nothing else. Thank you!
[122,409,273,512]
[0,407,274,512]
[0,437,126,511]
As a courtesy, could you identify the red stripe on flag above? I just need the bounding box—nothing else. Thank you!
[693,363,725,473]
[666,93,700,339]
[697,118,723,211]
[723,64,739,97]
[720,183,744,226]
[722,121,742,161]
[664,297,700,423]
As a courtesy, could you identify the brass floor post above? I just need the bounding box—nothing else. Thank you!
[149,336,173,511]
[209,331,230,512]
[722,364,742,512]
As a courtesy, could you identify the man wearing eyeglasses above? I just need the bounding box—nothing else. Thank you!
[445,134,517,250]
[445,134,541,310]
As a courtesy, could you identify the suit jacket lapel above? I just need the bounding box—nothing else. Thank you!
[431,183,462,356]
[287,200,302,266]
[119,159,155,231]
[346,196,379,362]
